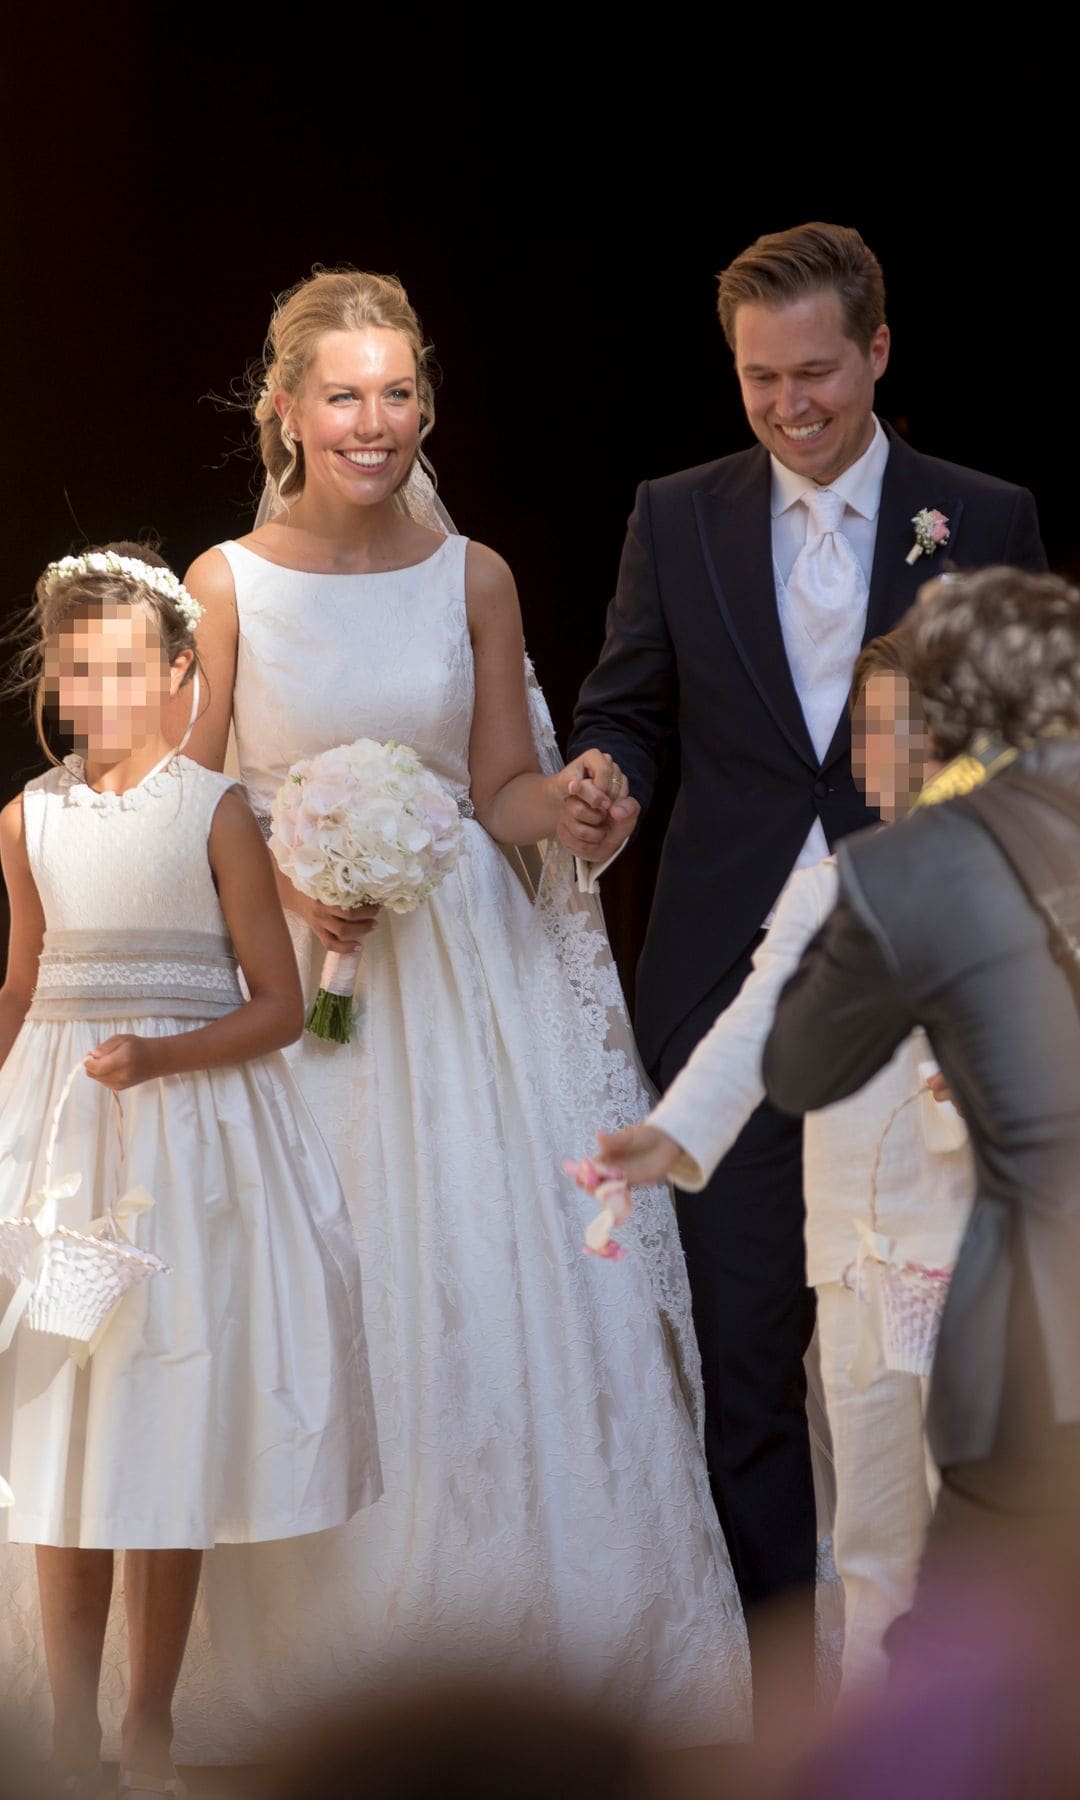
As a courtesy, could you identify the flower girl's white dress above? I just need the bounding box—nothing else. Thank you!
[161,534,750,1755]
[0,758,380,1732]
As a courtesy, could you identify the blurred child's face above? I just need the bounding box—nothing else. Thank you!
[47,606,172,758]
[851,671,934,822]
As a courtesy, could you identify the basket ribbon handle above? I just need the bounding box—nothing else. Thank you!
[0,1061,143,1355]
[0,1261,45,1353]
[0,1061,91,1351]
[44,1058,130,1235]
[42,1060,94,1196]
[847,1218,897,1393]
[87,1186,155,1243]
[847,1085,925,1390]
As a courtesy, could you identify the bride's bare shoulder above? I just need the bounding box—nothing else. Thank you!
[183,546,238,623]
[464,539,515,589]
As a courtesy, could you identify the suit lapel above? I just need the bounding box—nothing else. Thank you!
[864,429,964,642]
[693,452,817,770]
[820,429,964,768]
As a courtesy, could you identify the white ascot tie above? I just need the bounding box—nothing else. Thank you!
[779,486,869,764]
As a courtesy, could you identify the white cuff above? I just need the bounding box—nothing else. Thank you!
[574,836,630,895]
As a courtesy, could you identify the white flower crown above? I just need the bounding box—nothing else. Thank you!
[43,552,205,632]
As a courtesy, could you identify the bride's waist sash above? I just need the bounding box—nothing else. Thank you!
[28,928,243,1021]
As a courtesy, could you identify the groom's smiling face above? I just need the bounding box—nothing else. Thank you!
[733,289,890,485]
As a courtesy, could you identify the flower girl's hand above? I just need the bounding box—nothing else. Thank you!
[595,1124,682,1187]
[85,1035,157,1091]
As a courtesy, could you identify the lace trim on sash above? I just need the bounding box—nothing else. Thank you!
[29,929,243,1021]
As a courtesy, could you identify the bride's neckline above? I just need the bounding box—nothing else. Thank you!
[223,535,452,578]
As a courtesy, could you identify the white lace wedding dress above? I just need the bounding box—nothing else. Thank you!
[62,532,748,1757]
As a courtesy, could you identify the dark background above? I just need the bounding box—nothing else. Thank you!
[2,24,1076,994]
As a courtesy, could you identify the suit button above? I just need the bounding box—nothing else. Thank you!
[813,779,828,798]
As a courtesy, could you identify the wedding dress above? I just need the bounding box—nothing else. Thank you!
[165,529,749,1755]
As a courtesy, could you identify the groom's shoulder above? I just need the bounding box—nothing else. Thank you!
[889,433,1032,500]
[640,446,765,508]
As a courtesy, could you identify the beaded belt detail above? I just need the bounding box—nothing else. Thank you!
[29,929,243,1022]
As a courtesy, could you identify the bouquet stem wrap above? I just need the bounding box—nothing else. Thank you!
[307,948,364,1044]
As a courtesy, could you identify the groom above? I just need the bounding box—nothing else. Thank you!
[562,221,1047,1667]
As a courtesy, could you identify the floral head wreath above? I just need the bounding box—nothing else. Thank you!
[42,552,204,634]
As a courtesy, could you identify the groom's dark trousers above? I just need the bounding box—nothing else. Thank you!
[568,426,1046,1665]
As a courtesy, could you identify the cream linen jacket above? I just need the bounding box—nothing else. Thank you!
[650,858,974,1286]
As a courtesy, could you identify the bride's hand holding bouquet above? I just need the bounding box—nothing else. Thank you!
[277,885,380,958]
[269,738,464,1043]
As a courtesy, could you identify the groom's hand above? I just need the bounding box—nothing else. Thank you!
[556,747,640,860]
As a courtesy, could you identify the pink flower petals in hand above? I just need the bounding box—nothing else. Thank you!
[563,1155,632,1261]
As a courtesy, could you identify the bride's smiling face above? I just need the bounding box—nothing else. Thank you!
[279,328,422,509]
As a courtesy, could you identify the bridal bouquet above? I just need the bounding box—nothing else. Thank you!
[269,738,464,1043]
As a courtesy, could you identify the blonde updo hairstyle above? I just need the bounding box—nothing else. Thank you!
[253,268,436,507]
[9,541,199,765]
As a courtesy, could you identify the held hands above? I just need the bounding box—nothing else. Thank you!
[556,747,640,862]
[595,1124,682,1188]
[85,1035,157,1092]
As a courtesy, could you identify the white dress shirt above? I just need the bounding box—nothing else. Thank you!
[771,416,890,882]
[577,416,891,897]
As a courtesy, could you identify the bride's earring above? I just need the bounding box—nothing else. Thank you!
[279,419,302,499]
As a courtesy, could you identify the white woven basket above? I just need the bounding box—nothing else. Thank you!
[0,1062,168,1350]
[879,1261,950,1377]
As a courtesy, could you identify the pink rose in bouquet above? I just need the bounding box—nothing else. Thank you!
[269,738,464,1042]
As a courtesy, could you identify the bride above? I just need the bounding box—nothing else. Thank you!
[168,267,748,1754]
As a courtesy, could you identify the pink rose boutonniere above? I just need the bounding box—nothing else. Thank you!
[906,507,950,566]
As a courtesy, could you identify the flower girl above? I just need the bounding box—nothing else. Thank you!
[0,545,380,1797]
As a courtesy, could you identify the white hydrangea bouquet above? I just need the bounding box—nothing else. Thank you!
[269,739,464,1043]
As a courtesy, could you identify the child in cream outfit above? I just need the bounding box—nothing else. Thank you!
[601,629,973,1691]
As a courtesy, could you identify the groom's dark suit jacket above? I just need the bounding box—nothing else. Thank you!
[570,425,1047,1074]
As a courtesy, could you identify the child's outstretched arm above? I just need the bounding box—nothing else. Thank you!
[0,798,46,1072]
[598,861,837,1192]
[86,792,304,1091]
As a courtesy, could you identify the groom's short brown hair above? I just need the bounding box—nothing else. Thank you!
[717,222,886,354]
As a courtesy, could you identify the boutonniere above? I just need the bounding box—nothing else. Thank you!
[906,507,950,566]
